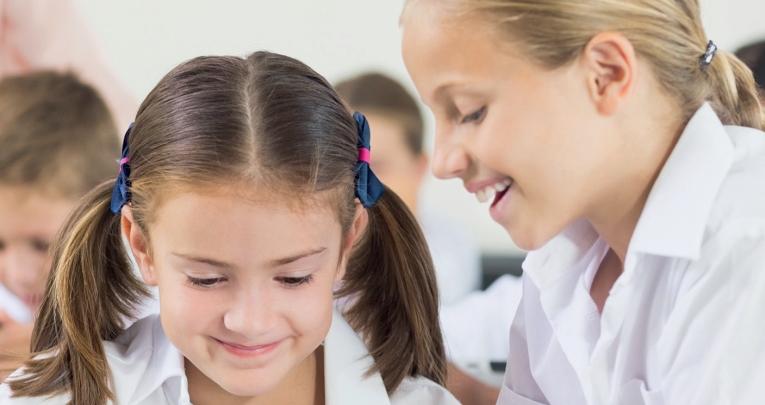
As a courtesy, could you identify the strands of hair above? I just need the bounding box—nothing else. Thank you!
[0,71,120,199]
[336,73,425,156]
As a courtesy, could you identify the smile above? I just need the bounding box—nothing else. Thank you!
[214,338,283,358]
[473,178,513,205]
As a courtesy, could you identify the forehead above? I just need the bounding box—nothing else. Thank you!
[0,185,74,238]
[150,190,342,263]
[401,7,522,104]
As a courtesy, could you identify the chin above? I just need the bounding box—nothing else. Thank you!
[505,221,557,252]
[215,373,282,397]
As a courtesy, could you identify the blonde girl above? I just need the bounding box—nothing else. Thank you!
[401,0,765,404]
[1,51,459,405]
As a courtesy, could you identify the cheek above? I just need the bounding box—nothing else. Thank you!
[156,281,215,341]
[281,278,336,342]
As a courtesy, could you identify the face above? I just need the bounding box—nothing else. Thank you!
[366,113,428,213]
[402,7,620,249]
[125,190,362,397]
[0,186,75,312]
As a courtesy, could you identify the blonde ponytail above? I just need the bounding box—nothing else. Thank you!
[704,50,765,130]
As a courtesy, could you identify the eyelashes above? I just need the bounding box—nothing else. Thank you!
[460,107,487,124]
[186,277,224,287]
[185,274,315,289]
[277,275,314,287]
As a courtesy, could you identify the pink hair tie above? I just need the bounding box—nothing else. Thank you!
[118,157,130,173]
[358,148,371,163]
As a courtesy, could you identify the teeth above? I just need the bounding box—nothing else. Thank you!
[485,186,496,201]
[475,178,512,204]
[476,188,487,203]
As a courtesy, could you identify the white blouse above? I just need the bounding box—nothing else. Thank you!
[500,104,765,405]
[1,310,459,405]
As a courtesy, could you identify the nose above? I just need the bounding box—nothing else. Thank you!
[430,125,470,180]
[223,286,276,339]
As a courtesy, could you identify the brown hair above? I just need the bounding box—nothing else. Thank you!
[9,52,445,403]
[404,0,765,130]
[335,73,425,156]
[0,71,119,199]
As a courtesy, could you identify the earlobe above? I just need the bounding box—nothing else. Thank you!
[583,32,636,115]
[120,206,158,287]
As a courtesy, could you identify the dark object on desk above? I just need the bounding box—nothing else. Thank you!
[480,254,525,289]
[489,361,507,373]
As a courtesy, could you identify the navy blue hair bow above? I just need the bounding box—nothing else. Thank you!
[353,112,384,208]
[110,123,133,214]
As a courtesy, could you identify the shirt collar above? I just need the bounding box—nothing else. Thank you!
[324,309,391,405]
[106,315,188,404]
[629,103,735,260]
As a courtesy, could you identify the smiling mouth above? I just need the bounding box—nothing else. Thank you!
[491,185,510,208]
[215,338,282,358]
[474,178,513,204]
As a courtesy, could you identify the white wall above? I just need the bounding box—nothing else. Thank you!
[73,0,765,255]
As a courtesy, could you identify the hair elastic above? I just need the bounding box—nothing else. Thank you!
[110,123,133,214]
[358,148,371,164]
[700,40,718,70]
[353,112,384,208]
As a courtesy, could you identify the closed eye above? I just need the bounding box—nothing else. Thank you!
[186,277,225,288]
[277,275,314,287]
[461,107,486,124]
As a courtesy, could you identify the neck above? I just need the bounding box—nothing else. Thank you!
[587,105,685,263]
[186,347,325,405]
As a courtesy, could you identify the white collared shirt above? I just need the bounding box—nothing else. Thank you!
[1,310,459,405]
[499,104,765,405]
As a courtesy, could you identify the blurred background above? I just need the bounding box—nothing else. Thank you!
[71,0,765,273]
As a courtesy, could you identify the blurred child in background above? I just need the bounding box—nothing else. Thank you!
[0,71,119,377]
[336,72,482,305]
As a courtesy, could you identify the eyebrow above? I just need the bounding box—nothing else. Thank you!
[171,248,327,269]
[172,253,235,269]
[267,248,327,267]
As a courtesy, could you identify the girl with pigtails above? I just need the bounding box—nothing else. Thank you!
[401,0,765,404]
[0,51,460,405]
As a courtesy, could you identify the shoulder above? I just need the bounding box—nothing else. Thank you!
[390,376,461,405]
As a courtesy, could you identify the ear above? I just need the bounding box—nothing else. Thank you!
[121,206,158,287]
[581,32,637,115]
[335,203,369,283]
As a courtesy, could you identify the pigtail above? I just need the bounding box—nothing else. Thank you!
[8,181,148,405]
[337,185,446,393]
